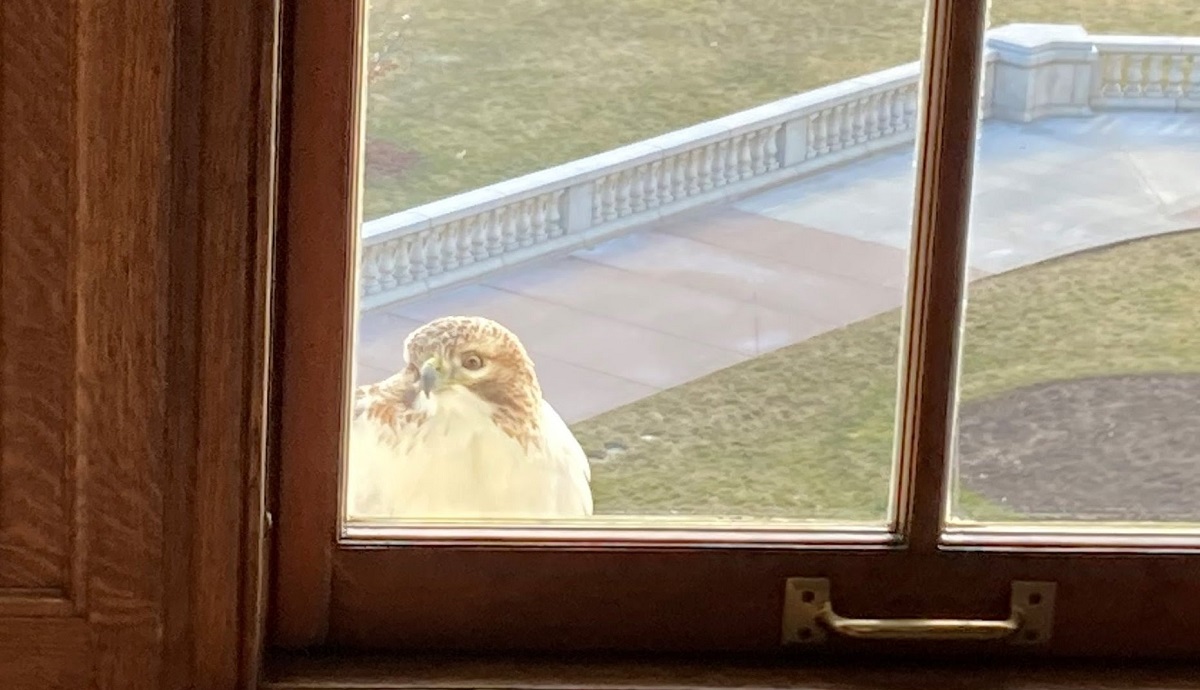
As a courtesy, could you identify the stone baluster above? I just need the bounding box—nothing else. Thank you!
[360,248,381,295]
[601,177,617,222]
[765,124,781,171]
[636,167,650,210]
[723,136,738,183]
[1166,55,1186,97]
[751,130,768,175]
[1144,54,1165,97]
[826,109,840,150]
[509,202,525,248]
[904,88,918,130]
[1101,54,1124,98]
[824,106,839,151]
[485,210,505,254]
[872,94,886,138]
[853,99,868,143]
[604,176,620,222]
[1124,55,1144,97]
[420,229,443,277]
[887,92,902,133]
[520,199,537,246]
[676,151,691,195]
[589,179,603,225]
[880,91,896,135]
[732,136,746,181]
[548,190,564,238]
[615,172,632,216]
[629,166,646,212]
[396,236,415,286]
[697,145,713,191]
[865,97,877,140]
[468,216,489,261]
[728,137,742,182]
[659,157,675,203]
[491,207,510,251]
[455,222,474,265]
[641,162,656,210]
[409,231,430,280]
[839,104,852,148]
[808,113,823,156]
[822,110,836,153]
[736,134,752,179]
[507,204,525,248]
[686,150,701,195]
[1187,56,1200,99]
[708,140,725,186]
[441,220,462,270]
[642,163,657,209]
[531,195,549,242]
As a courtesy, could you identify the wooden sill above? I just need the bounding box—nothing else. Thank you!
[262,654,1200,690]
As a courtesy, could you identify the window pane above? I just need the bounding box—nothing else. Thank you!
[349,0,933,525]
[950,6,1200,525]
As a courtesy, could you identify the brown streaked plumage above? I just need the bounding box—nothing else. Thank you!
[346,315,593,519]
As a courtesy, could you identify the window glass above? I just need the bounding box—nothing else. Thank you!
[348,0,935,525]
[949,2,1200,525]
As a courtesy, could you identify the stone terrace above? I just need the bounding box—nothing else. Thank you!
[356,112,1200,423]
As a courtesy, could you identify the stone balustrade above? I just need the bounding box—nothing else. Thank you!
[357,24,1200,311]
[1093,38,1200,109]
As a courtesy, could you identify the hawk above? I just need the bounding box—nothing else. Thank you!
[346,315,593,520]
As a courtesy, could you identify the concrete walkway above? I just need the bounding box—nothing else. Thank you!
[356,112,1200,423]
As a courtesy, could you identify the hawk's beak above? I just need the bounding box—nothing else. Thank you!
[420,357,442,397]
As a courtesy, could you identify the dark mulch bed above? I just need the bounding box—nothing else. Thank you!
[958,373,1200,522]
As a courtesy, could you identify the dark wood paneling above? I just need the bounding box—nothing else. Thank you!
[73,0,171,630]
[0,620,90,689]
[0,0,276,686]
[270,0,363,649]
[0,0,77,606]
[324,547,1200,658]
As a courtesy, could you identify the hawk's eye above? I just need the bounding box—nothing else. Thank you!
[461,353,484,371]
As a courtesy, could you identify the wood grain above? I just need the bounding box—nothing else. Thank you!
[0,0,277,686]
[323,546,1200,658]
[270,0,365,649]
[0,619,90,690]
[0,0,76,602]
[188,0,278,685]
[73,0,171,625]
[91,623,162,690]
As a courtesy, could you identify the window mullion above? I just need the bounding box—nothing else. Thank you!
[892,0,989,552]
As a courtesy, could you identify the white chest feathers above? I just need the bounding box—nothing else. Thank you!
[346,386,593,520]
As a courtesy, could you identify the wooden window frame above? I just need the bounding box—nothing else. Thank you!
[268,0,1200,658]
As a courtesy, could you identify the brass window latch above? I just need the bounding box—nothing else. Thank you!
[782,578,1056,645]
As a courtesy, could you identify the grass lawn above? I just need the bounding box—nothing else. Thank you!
[362,0,1197,218]
[567,229,1200,521]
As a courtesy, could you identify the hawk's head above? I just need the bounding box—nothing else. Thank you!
[401,316,542,435]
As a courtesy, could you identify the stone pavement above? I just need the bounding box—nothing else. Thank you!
[355,112,1200,423]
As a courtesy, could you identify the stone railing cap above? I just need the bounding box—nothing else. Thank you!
[1090,35,1200,52]
[987,23,1089,52]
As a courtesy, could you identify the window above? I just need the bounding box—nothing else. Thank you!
[270,0,1200,655]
